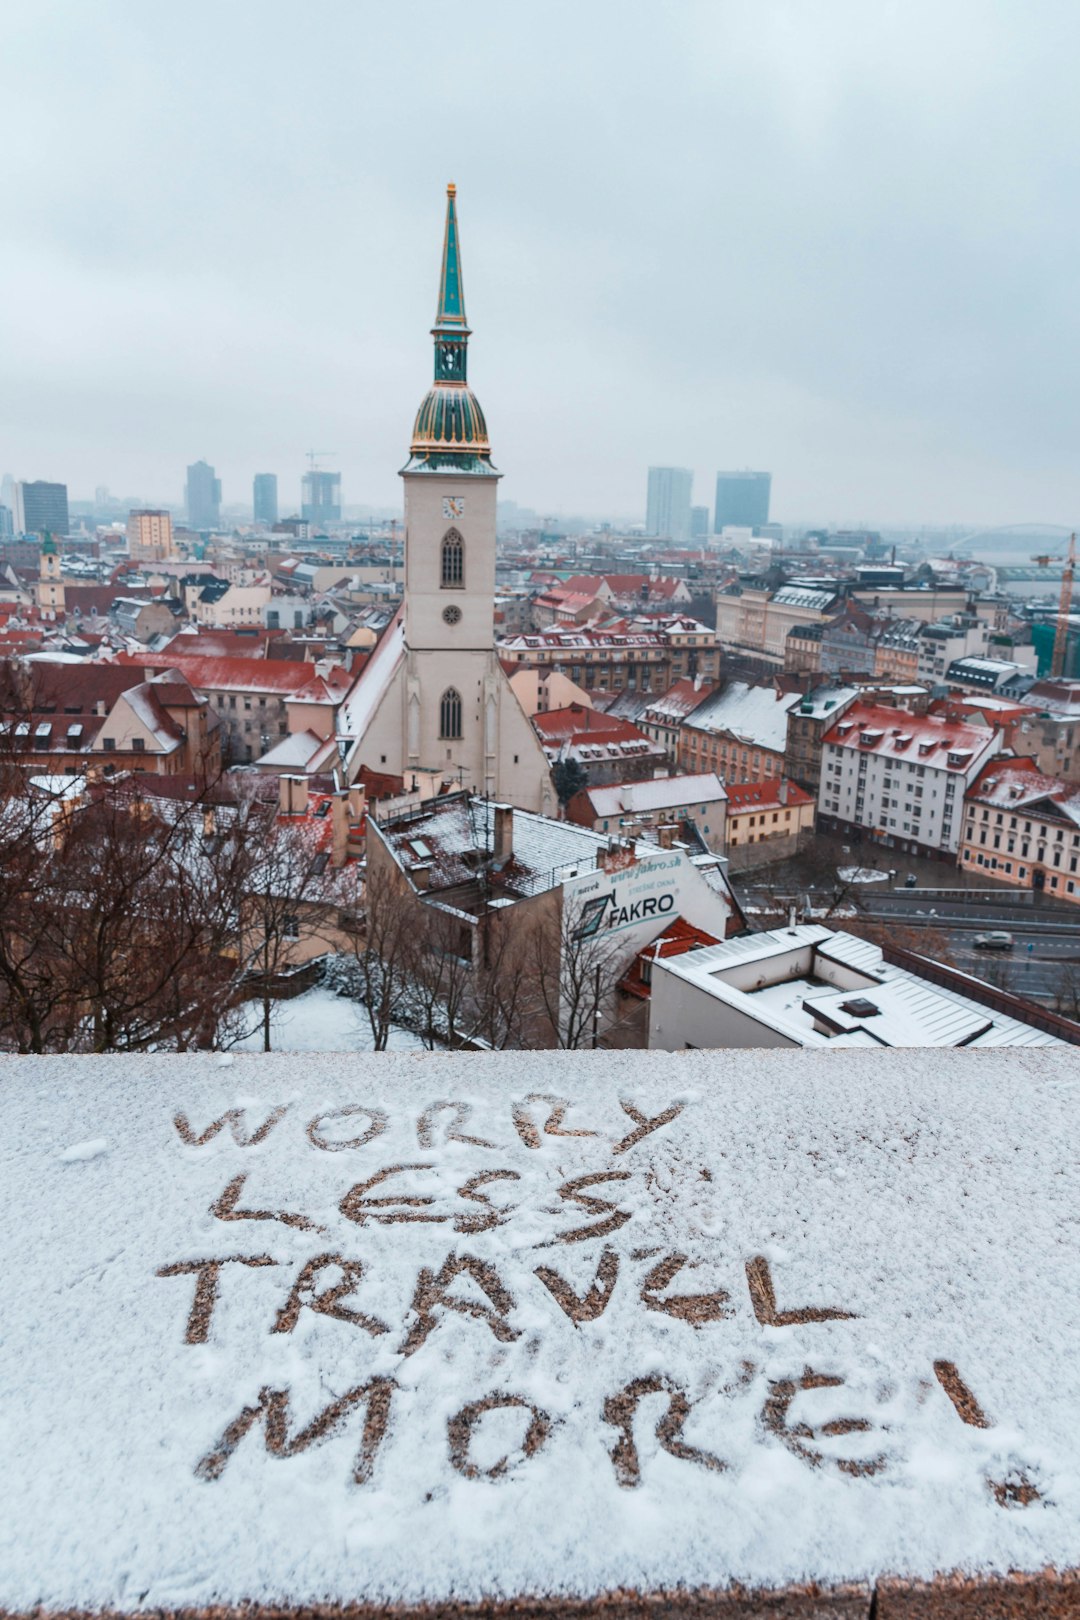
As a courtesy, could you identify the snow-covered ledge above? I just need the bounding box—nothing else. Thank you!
[2,1047,1078,1620]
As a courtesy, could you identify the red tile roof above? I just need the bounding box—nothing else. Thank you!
[116,652,351,697]
[618,917,722,999]
[822,701,997,769]
[724,778,814,813]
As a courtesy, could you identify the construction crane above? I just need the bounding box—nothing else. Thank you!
[1031,532,1076,678]
[305,449,337,471]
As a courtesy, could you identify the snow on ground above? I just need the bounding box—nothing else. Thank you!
[838,866,891,883]
[1,1046,1078,1608]
[231,986,425,1053]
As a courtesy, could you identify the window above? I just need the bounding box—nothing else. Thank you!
[102,736,116,750]
[441,528,464,588]
[131,737,145,753]
[439,687,462,740]
[282,914,300,939]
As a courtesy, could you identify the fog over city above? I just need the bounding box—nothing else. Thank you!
[3,0,1079,526]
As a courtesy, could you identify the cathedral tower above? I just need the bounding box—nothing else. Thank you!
[336,187,553,814]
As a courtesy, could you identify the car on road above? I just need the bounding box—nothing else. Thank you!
[973,930,1014,951]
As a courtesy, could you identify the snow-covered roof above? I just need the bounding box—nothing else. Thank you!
[252,729,325,770]
[3,1044,1079,1610]
[581,773,727,818]
[772,584,837,611]
[655,923,1066,1049]
[966,758,1080,827]
[823,702,998,770]
[378,795,652,895]
[337,608,405,739]
[684,681,801,753]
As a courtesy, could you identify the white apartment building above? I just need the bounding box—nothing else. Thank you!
[914,615,1034,689]
[817,701,999,856]
[648,923,1068,1051]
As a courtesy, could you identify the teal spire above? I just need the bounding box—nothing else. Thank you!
[432,184,470,383]
[435,182,468,334]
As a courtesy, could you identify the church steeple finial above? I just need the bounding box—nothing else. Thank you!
[434,182,469,339]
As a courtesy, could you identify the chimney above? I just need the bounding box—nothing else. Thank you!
[493,803,513,864]
[655,822,678,849]
[778,779,789,806]
[279,773,308,816]
[330,789,350,867]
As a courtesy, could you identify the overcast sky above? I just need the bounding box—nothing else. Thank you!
[3,1,1079,529]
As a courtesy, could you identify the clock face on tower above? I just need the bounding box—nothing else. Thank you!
[442,497,465,519]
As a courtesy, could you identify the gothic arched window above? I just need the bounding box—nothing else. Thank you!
[441,528,464,588]
[439,687,463,740]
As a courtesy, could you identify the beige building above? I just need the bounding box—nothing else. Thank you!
[959,756,1080,903]
[127,510,176,562]
[335,187,554,814]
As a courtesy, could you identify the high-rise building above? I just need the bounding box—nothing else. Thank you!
[185,461,221,530]
[0,506,12,538]
[128,509,176,561]
[253,473,278,527]
[646,467,693,543]
[301,470,341,525]
[690,505,710,539]
[333,184,553,814]
[14,480,69,538]
[714,470,771,531]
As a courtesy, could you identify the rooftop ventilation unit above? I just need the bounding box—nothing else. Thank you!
[841,997,881,1019]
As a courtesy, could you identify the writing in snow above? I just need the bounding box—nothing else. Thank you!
[157,1095,1042,1506]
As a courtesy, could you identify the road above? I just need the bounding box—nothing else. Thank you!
[736,880,1080,1005]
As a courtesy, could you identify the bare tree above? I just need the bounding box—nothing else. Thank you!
[234,805,344,1053]
[530,897,627,1050]
[344,858,422,1052]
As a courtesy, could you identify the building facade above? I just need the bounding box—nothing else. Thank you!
[253,473,279,527]
[959,757,1080,903]
[714,470,770,531]
[301,470,342,525]
[185,461,221,531]
[645,467,693,543]
[817,702,999,857]
[127,509,176,561]
[15,480,69,538]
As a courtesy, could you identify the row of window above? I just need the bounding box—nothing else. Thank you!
[961,849,1079,895]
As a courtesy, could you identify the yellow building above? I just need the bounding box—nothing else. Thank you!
[128,509,176,562]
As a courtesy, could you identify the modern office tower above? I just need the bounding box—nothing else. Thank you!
[301,469,342,525]
[690,505,710,538]
[645,466,693,543]
[14,480,69,538]
[253,472,278,527]
[0,506,12,538]
[127,509,176,560]
[714,469,771,531]
[185,460,222,530]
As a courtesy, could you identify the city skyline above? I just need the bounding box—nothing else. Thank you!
[3,1,1080,528]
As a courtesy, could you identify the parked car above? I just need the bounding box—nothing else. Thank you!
[973,931,1014,951]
